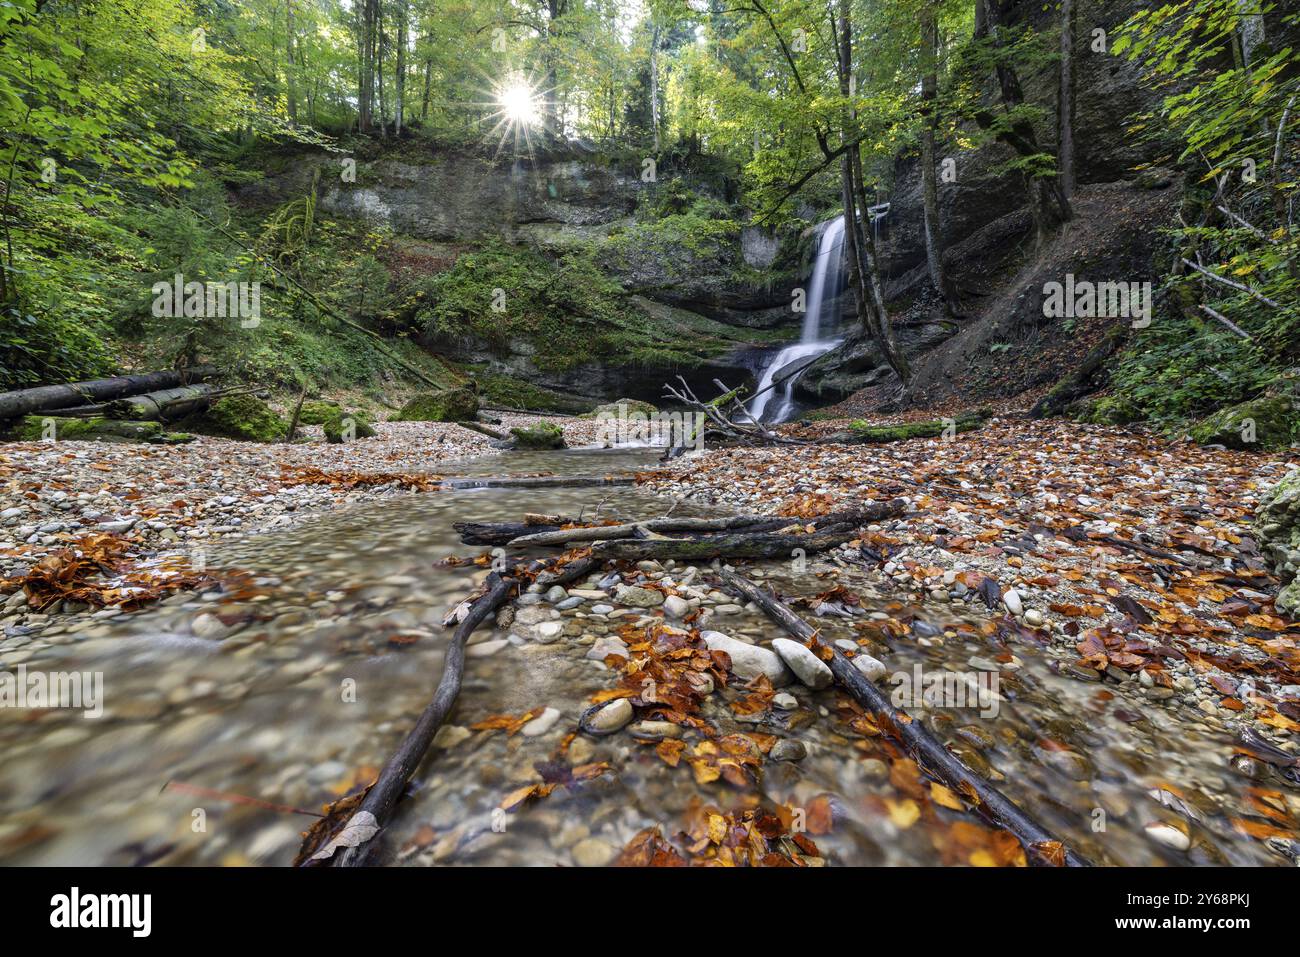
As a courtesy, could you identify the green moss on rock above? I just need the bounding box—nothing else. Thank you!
[1256,469,1300,617]
[184,395,287,443]
[583,398,659,420]
[510,422,567,449]
[322,409,377,443]
[298,400,341,425]
[393,388,479,422]
[1069,395,1143,426]
[1190,395,1297,450]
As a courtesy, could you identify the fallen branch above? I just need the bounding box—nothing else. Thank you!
[441,475,635,491]
[592,527,861,562]
[311,554,593,867]
[504,503,904,548]
[0,366,218,421]
[1198,305,1253,340]
[717,568,1090,867]
[453,420,510,442]
[821,410,990,444]
[1181,258,1281,309]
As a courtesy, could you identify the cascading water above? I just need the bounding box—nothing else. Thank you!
[747,217,845,423]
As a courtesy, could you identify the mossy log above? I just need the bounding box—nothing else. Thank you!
[17,415,164,442]
[825,410,990,444]
[105,384,222,421]
[1029,325,1126,419]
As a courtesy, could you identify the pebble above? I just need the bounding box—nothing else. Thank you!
[700,631,792,686]
[571,837,617,867]
[851,654,887,682]
[773,692,799,710]
[662,595,690,619]
[587,636,629,661]
[615,585,664,608]
[1024,609,1043,626]
[771,638,833,689]
[522,707,562,737]
[770,739,807,762]
[1002,589,1023,616]
[628,720,682,740]
[433,725,472,749]
[1144,822,1190,851]
[586,698,633,733]
[467,639,508,657]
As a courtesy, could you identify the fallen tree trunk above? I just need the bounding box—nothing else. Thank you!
[1030,326,1125,419]
[453,420,510,442]
[105,384,224,421]
[505,502,905,548]
[821,410,990,444]
[312,554,595,867]
[592,527,861,563]
[16,415,165,443]
[717,568,1088,867]
[441,475,635,491]
[0,366,219,421]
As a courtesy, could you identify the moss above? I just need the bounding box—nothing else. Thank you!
[582,398,659,420]
[510,422,567,449]
[393,388,479,422]
[17,415,163,442]
[1189,395,1297,450]
[847,411,990,442]
[183,395,287,443]
[1069,395,1143,426]
[1256,469,1300,617]
[474,372,593,414]
[322,409,377,443]
[298,400,341,425]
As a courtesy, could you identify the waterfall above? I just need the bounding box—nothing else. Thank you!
[747,217,846,423]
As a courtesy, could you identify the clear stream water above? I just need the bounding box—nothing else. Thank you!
[0,446,1290,866]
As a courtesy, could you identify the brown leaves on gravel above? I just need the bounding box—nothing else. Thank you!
[3,533,216,611]
[279,465,444,491]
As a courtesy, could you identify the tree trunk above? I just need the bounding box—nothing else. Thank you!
[837,0,910,386]
[649,24,661,152]
[0,367,218,422]
[1058,0,1076,200]
[285,0,298,125]
[920,4,960,317]
[394,0,407,136]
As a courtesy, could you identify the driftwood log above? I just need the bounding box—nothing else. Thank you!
[105,383,224,421]
[441,475,636,491]
[592,527,858,562]
[717,568,1089,867]
[312,554,595,867]
[0,366,218,421]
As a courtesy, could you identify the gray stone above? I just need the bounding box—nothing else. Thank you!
[771,638,833,689]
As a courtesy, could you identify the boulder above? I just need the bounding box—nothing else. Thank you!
[509,422,566,449]
[1255,468,1300,617]
[393,388,479,422]
[180,395,286,443]
[322,409,377,443]
[1191,395,1297,450]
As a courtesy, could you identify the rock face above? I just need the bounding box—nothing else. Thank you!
[1255,469,1300,617]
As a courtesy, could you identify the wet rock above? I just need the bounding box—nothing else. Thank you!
[700,631,792,686]
[662,595,690,619]
[1144,821,1190,852]
[615,585,663,608]
[571,837,617,867]
[1002,589,1023,616]
[583,698,633,734]
[433,725,472,749]
[545,586,568,604]
[851,654,887,682]
[587,636,629,661]
[773,692,799,710]
[770,738,808,762]
[467,639,508,657]
[522,707,562,737]
[628,720,682,741]
[772,638,832,689]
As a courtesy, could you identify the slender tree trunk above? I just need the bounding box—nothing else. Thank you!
[395,0,407,136]
[376,1,387,137]
[920,4,960,317]
[285,0,298,124]
[422,54,433,121]
[649,24,661,152]
[837,0,910,386]
[1058,0,1076,200]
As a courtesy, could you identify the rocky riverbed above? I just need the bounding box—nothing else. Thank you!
[1,418,1298,867]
